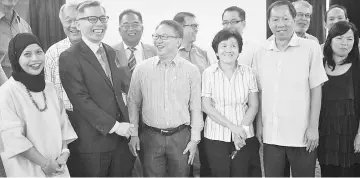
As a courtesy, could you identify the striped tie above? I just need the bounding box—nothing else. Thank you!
[128,47,136,72]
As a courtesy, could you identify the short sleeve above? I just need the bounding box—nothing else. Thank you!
[0,97,33,158]
[201,69,212,98]
[246,67,259,93]
[58,92,77,144]
[309,42,328,89]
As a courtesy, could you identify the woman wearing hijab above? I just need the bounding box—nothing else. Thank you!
[318,21,360,177]
[0,33,77,177]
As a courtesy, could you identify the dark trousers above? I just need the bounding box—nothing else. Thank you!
[263,144,316,177]
[65,111,135,177]
[140,126,191,177]
[320,164,360,177]
[204,137,262,177]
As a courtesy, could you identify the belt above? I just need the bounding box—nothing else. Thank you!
[144,124,187,136]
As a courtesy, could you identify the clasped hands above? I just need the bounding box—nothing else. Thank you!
[115,122,135,138]
[42,152,69,176]
[230,124,247,150]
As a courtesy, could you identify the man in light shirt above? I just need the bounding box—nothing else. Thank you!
[292,0,318,42]
[253,1,328,177]
[222,6,261,67]
[128,20,204,177]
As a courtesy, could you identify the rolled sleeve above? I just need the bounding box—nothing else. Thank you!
[0,101,33,158]
[309,42,328,89]
[201,69,212,98]
[58,95,77,144]
[189,67,204,141]
[246,67,259,93]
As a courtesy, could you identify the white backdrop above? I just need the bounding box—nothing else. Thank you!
[68,0,267,61]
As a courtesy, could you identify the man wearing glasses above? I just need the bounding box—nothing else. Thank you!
[222,6,261,67]
[292,0,318,42]
[174,12,211,75]
[128,20,204,177]
[59,1,135,176]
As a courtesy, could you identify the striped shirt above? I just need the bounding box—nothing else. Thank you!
[44,38,73,111]
[128,54,204,141]
[178,44,211,74]
[202,63,258,142]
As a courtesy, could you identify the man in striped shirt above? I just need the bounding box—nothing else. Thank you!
[128,20,203,177]
[44,2,81,112]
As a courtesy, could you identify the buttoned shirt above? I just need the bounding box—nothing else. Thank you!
[252,33,328,147]
[179,44,210,74]
[128,54,204,141]
[0,10,32,77]
[123,41,144,63]
[45,38,73,111]
[202,63,258,142]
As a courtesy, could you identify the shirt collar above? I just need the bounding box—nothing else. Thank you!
[212,61,241,73]
[154,53,181,66]
[267,32,300,51]
[82,36,102,54]
[123,41,142,51]
[179,44,194,52]
[0,9,20,23]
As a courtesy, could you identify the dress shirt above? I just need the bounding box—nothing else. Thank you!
[202,63,258,142]
[237,39,263,67]
[128,54,204,141]
[0,10,32,78]
[123,41,144,63]
[81,37,120,134]
[178,44,210,74]
[45,38,73,111]
[252,33,328,147]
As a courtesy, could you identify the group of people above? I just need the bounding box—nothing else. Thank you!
[0,0,360,177]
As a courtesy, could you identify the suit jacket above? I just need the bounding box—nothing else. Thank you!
[59,39,129,153]
[112,42,156,93]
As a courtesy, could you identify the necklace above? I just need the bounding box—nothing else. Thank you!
[26,89,47,112]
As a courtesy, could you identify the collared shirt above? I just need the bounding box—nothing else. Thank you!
[123,41,144,63]
[178,44,210,74]
[202,63,258,142]
[128,54,204,141]
[252,33,328,147]
[45,38,73,111]
[0,10,32,77]
[237,39,263,67]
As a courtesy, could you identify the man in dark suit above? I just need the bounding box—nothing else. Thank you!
[112,9,156,177]
[59,1,135,177]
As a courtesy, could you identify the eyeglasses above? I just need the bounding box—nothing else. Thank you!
[152,34,179,40]
[120,23,142,30]
[222,20,243,26]
[296,12,311,19]
[77,16,109,24]
[183,24,199,30]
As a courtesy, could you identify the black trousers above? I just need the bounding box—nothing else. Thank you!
[263,144,316,177]
[320,164,360,177]
[204,137,262,177]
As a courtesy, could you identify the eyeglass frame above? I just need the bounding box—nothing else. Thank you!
[120,23,143,30]
[77,16,109,24]
[222,20,244,26]
[183,24,199,30]
[152,34,179,40]
[295,12,312,19]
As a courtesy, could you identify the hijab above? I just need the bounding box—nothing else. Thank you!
[8,33,45,92]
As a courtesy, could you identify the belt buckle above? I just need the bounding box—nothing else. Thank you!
[161,129,169,135]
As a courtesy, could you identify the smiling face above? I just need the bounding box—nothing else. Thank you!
[76,6,107,43]
[222,10,246,35]
[294,4,311,34]
[182,16,198,44]
[19,44,45,75]
[216,37,239,64]
[119,13,143,46]
[60,6,81,43]
[268,5,295,41]
[331,29,354,58]
[153,24,181,57]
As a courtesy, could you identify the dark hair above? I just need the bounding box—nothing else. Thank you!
[324,4,348,22]
[76,0,106,14]
[173,12,195,25]
[118,9,143,24]
[211,29,243,60]
[323,21,359,71]
[267,0,296,21]
[222,6,246,21]
[156,20,184,38]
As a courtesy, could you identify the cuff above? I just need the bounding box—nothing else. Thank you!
[109,121,120,134]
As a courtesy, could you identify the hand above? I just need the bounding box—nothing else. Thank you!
[55,153,69,174]
[256,121,263,144]
[354,134,360,153]
[42,159,60,176]
[304,126,319,152]
[230,124,247,140]
[233,135,246,150]
[115,122,134,138]
[129,136,140,156]
[183,140,198,165]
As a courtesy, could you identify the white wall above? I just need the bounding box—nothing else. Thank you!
[68,0,266,59]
